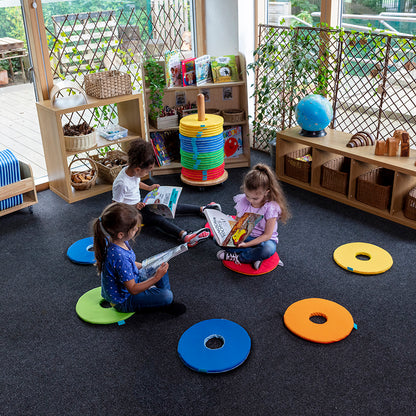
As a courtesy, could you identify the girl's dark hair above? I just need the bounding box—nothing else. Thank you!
[243,163,291,223]
[127,138,156,169]
[93,202,142,274]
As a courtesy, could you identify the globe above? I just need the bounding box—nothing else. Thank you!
[295,94,333,137]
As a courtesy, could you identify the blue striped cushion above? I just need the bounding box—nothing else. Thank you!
[0,149,23,210]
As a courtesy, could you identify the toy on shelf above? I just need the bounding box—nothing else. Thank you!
[375,129,411,157]
[346,131,375,147]
[179,94,228,187]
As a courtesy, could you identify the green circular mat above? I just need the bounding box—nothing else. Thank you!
[75,287,135,324]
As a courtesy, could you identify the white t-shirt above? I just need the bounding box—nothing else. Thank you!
[112,167,141,205]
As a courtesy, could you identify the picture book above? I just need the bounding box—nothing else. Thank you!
[150,132,172,166]
[210,55,239,83]
[143,186,182,218]
[195,55,212,86]
[141,243,188,278]
[165,50,182,88]
[223,126,243,158]
[203,209,263,247]
[181,58,196,86]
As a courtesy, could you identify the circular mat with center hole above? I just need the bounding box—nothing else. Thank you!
[223,252,280,276]
[333,242,393,274]
[284,298,354,344]
[67,237,95,265]
[75,287,135,324]
[178,319,251,373]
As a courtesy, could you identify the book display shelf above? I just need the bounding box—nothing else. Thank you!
[142,54,251,176]
[36,94,145,203]
[276,127,416,230]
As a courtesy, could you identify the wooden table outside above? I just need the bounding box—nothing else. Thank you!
[0,37,27,82]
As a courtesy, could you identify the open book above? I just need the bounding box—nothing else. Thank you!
[140,243,188,278]
[203,209,263,247]
[143,186,182,218]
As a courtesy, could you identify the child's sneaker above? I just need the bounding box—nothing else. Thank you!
[184,227,210,247]
[202,202,222,212]
[216,250,241,265]
[253,260,262,270]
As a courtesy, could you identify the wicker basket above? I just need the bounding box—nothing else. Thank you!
[284,147,312,183]
[356,168,394,210]
[221,109,245,123]
[84,70,132,99]
[321,157,350,195]
[403,187,416,220]
[64,131,96,152]
[69,158,97,191]
[91,150,128,184]
[206,108,221,115]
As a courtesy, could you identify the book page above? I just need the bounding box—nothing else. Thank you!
[143,186,182,218]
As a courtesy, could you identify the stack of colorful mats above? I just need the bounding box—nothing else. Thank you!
[179,113,225,183]
[0,149,23,211]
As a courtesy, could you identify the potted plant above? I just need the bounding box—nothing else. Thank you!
[0,61,9,86]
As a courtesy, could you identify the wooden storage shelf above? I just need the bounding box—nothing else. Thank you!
[0,160,38,216]
[36,93,145,203]
[276,127,416,230]
[143,54,250,176]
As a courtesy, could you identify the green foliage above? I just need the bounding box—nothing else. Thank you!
[143,56,165,120]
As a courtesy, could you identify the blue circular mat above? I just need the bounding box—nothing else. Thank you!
[67,237,95,265]
[178,319,251,373]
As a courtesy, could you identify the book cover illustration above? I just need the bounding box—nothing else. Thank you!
[181,58,196,86]
[195,54,212,86]
[140,243,188,278]
[223,126,243,158]
[143,186,182,218]
[210,55,239,83]
[204,209,262,247]
[150,132,172,166]
[165,50,182,88]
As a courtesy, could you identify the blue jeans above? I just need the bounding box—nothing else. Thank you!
[223,236,277,263]
[115,272,173,313]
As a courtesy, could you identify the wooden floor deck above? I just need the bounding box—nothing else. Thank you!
[0,82,47,184]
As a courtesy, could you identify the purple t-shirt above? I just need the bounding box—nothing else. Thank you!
[233,194,281,243]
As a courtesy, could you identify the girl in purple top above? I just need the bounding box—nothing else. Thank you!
[217,163,291,270]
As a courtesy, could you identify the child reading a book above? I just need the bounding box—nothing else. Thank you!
[216,163,290,270]
[93,202,185,315]
[112,139,221,247]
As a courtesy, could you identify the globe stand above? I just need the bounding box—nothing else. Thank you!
[299,128,327,137]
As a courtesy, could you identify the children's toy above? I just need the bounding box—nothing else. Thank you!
[284,298,354,344]
[179,94,228,187]
[346,131,375,147]
[222,252,281,276]
[333,242,393,274]
[177,319,251,373]
[75,287,135,324]
[67,237,96,265]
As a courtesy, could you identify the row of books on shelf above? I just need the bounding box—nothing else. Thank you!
[165,51,240,88]
[150,126,243,167]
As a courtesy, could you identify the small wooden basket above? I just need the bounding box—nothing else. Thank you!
[221,109,244,123]
[84,70,132,99]
[356,168,394,210]
[284,147,312,183]
[64,131,96,152]
[403,187,416,220]
[69,158,97,191]
[91,150,128,184]
[321,157,350,195]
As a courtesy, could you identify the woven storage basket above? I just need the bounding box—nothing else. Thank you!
[206,108,221,115]
[284,147,312,183]
[91,150,128,184]
[356,168,394,210]
[403,187,416,220]
[85,70,132,99]
[64,131,96,152]
[221,109,244,123]
[69,158,97,191]
[321,157,350,195]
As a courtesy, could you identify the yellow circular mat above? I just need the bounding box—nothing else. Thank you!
[333,242,393,275]
[179,114,223,137]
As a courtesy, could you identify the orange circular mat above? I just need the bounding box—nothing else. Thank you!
[284,298,354,344]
